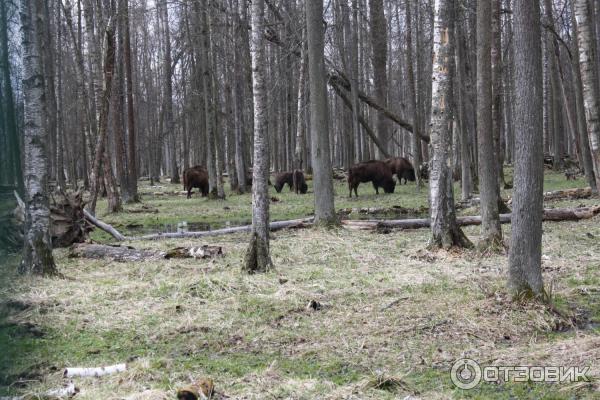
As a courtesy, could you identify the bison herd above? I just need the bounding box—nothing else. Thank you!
[182,157,417,199]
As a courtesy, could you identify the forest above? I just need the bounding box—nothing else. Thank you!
[1,0,600,398]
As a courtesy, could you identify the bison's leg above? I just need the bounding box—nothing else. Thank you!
[187,186,192,199]
[373,182,379,194]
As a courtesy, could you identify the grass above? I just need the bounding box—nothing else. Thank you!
[1,169,599,399]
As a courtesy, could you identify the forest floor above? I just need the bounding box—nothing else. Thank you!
[1,169,600,399]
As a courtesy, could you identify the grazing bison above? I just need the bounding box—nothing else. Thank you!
[274,172,294,193]
[273,170,307,193]
[292,170,308,194]
[385,157,416,184]
[347,160,396,198]
[183,166,209,198]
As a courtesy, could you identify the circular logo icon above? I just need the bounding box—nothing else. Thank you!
[450,358,482,390]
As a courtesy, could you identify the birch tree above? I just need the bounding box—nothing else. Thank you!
[574,0,600,190]
[243,0,272,273]
[428,0,471,249]
[20,0,57,275]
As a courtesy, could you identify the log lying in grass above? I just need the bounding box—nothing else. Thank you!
[70,243,162,262]
[64,363,127,378]
[83,209,126,241]
[540,187,594,201]
[0,382,79,400]
[69,243,224,261]
[342,206,600,230]
[131,217,313,241]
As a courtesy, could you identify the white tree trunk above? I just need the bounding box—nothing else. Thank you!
[243,0,272,272]
[19,0,57,275]
[574,0,600,190]
[428,0,471,249]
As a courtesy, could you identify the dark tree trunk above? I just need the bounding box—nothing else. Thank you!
[508,0,545,298]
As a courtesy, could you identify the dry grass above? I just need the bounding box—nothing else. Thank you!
[1,170,600,399]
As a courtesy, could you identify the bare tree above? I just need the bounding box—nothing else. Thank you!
[428,0,471,249]
[476,0,502,247]
[243,0,272,273]
[20,0,57,275]
[368,0,389,157]
[306,0,336,225]
[508,0,544,297]
[574,0,600,191]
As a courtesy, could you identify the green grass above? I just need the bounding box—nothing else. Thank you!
[1,169,599,398]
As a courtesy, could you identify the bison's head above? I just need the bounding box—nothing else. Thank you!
[403,168,416,182]
[383,178,396,193]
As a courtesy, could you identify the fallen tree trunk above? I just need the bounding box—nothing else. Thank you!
[540,187,594,201]
[70,243,162,262]
[69,243,223,261]
[83,209,126,241]
[130,218,313,241]
[64,363,127,378]
[341,206,600,230]
[0,383,79,400]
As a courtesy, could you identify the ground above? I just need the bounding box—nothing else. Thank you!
[1,169,599,399]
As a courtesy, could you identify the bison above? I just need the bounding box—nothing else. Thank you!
[292,170,308,194]
[385,157,416,184]
[274,170,307,194]
[347,160,396,198]
[183,165,209,198]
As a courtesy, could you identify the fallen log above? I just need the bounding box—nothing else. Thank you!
[69,243,224,261]
[0,383,79,400]
[70,243,162,262]
[83,209,126,241]
[131,217,313,241]
[64,363,127,378]
[341,206,600,230]
[540,187,594,201]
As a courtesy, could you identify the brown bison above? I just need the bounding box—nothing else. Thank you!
[183,165,209,198]
[274,171,293,193]
[385,157,416,184]
[273,170,307,194]
[292,170,308,194]
[347,160,396,197]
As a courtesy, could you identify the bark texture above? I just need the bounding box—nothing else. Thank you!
[508,0,545,297]
[476,0,502,246]
[306,0,337,225]
[574,0,600,190]
[20,0,58,275]
[428,0,471,249]
[243,0,272,273]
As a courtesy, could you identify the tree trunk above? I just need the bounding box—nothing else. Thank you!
[123,0,138,202]
[88,17,116,215]
[20,0,58,275]
[294,27,307,170]
[455,2,472,200]
[306,0,337,225]
[570,0,598,192]
[243,0,272,273]
[508,0,545,298]
[406,0,422,189]
[428,0,471,249]
[574,0,600,191]
[476,0,502,247]
[1,1,24,194]
[369,0,390,157]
